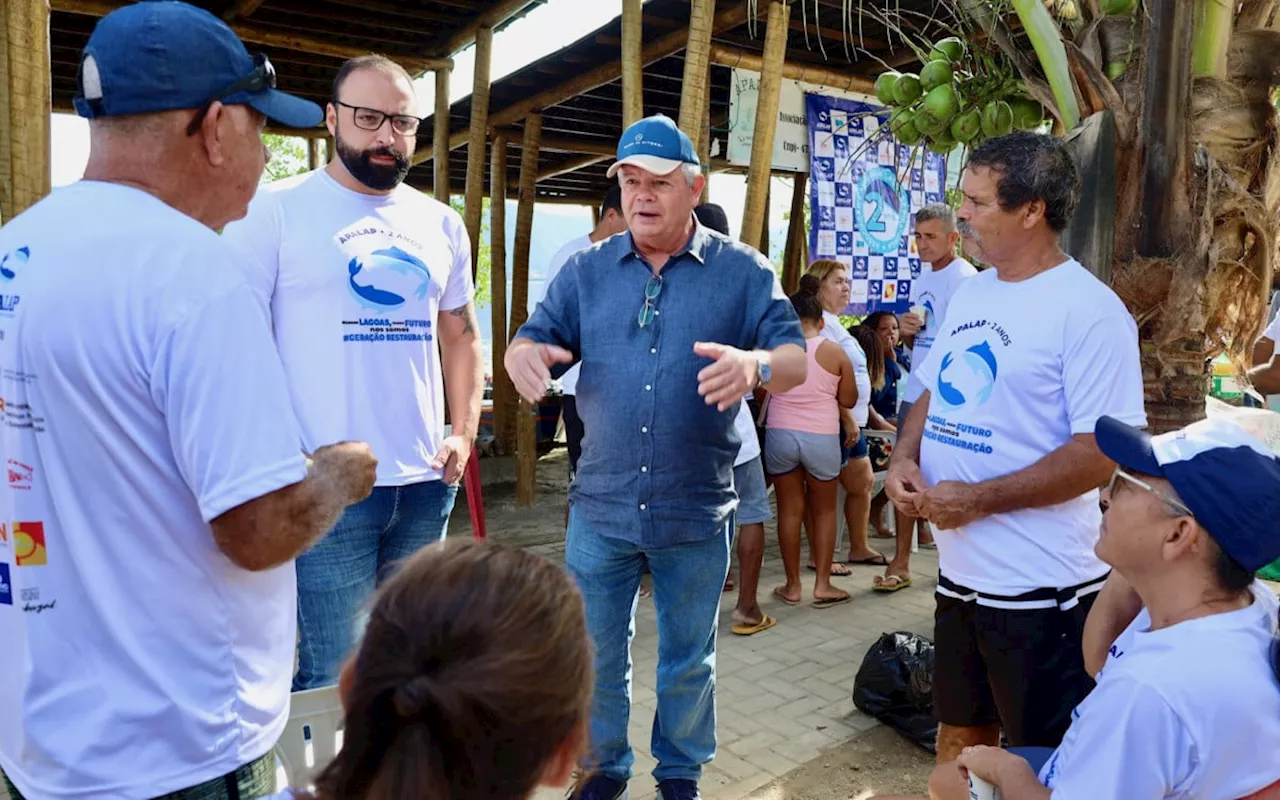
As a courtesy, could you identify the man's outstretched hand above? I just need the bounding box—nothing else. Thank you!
[694,342,759,412]
[505,340,575,404]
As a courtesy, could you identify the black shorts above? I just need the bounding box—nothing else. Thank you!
[932,572,1106,748]
[562,395,584,481]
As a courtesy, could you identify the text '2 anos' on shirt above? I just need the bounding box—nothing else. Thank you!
[516,222,804,548]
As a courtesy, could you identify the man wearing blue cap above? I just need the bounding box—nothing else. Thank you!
[880,415,1280,800]
[506,114,808,800]
[0,3,377,799]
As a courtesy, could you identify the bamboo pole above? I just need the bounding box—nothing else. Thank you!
[512,115,543,507]
[465,27,494,278]
[621,0,644,126]
[591,205,601,228]
[699,57,713,203]
[782,173,808,294]
[490,135,515,449]
[677,0,716,143]
[1,0,52,223]
[52,0,453,71]
[739,1,790,250]
[411,1,753,166]
[307,138,322,170]
[707,44,877,94]
[434,66,452,202]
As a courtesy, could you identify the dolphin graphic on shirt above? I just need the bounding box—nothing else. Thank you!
[0,247,29,281]
[347,246,433,311]
[937,340,999,409]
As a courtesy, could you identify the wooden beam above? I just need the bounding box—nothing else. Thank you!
[434,0,540,58]
[782,173,808,294]
[434,67,451,202]
[621,0,644,126]
[490,134,514,449]
[465,28,494,278]
[512,115,543,508]
[1,0,52,223]
[223,0,266,22]
[51,0,454,71]
[708,43,877,94]
[740,1,789,250]
[538,153,610,183]
[307,138,322,170]
[497,128,616,156]
[699,57,713,203]
[677,0,715,142]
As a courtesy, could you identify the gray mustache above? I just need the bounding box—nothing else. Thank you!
[957,220,978,240]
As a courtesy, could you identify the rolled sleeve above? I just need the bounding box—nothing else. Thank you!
[747,268,805,352]
[516,251,583,363]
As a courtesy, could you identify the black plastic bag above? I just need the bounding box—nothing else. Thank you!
[852,631,938,752]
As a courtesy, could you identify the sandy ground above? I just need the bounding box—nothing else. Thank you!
[742,726,932,800]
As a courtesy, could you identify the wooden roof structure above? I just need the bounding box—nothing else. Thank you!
[45,0,547,116]
[412,0,943,205]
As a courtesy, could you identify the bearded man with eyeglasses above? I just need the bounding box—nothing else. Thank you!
[505,115,807,800]
[0,4,381,799]
[222,55,483,693]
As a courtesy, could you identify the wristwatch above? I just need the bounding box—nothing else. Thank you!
[753,353,772,389]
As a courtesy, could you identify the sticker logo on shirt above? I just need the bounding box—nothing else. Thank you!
[0,563,11,606]
[12,522,47,566]
[7,459,32,491]
[0,246,29,281]
[936,340,999,411]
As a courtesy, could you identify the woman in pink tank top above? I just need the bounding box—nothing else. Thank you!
[765,276,857,607]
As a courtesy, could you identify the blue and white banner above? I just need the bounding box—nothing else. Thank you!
[806,92,948,316]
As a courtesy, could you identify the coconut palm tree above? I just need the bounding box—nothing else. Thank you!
[844,0,1277,432]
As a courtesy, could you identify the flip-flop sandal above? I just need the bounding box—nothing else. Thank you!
[812,594,852,609]
[723,577,735,592]
[806,563,854,576]
[731,614,777,636]
[847,554,890,566]
[873,574,912,593]
[772,586,801,606]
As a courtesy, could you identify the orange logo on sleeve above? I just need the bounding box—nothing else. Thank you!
[13,522,46,566]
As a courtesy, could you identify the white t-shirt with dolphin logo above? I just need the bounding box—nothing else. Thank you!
[904,256,977,403]
[223,169,474,487]
[912,259,1146,594]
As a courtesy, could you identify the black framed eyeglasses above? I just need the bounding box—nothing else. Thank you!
[187,52,276,136]
[638,275,663,329]
[332,100,422,136]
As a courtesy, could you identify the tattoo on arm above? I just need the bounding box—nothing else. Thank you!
[448,303,477,336]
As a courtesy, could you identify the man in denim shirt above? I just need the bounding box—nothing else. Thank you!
[506,115,807,800]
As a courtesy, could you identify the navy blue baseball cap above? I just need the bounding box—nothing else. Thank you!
[1096,415,1280,573]
[607,114,701,178]
[74,1,322,129]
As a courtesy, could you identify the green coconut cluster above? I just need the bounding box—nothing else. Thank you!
[872,37,1047,155]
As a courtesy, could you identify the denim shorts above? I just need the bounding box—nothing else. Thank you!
[764,428,842,481]
[732,455,772,525]
[842,431,868,465]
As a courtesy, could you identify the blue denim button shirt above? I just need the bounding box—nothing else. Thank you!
[516,221,804,546]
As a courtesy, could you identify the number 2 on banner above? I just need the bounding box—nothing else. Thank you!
[864,190,887,233]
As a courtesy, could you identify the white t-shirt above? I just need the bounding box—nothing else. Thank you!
[732,399,761,467]
[821,311,871,426]
[0,182,308,799]
[543,233,594,395]
[222,169,474,487]
[1040,583,1280,799]
[905,256,977,403]
[1263,310,1280,342]
[913,259,1146,594]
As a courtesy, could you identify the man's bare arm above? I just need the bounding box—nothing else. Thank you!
[969,432,1114,518]
[1248,353,1280,395]
[211,442,376,572]
[438,301,485,441]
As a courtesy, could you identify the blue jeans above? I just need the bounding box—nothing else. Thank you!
[565,508,732,783]
[293,479,458,690]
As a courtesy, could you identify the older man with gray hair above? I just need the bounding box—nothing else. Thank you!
[874,203,977,593]
[506,114,807,800]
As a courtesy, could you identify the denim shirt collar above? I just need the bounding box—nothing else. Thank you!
[618,216,711,269]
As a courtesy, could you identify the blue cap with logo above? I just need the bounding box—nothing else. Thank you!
[1096,415,1280,573]
[607,114,701,178]
[73,0,322,129]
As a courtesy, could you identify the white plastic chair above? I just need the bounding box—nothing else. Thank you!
[275,685,344,790]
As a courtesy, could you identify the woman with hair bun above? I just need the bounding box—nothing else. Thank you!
[765,274,857,608]
[270,539,593,800]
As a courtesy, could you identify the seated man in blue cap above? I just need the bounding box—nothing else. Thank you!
[506,115,808,800]
[0,3,378,799]
[880,414,1280,799]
